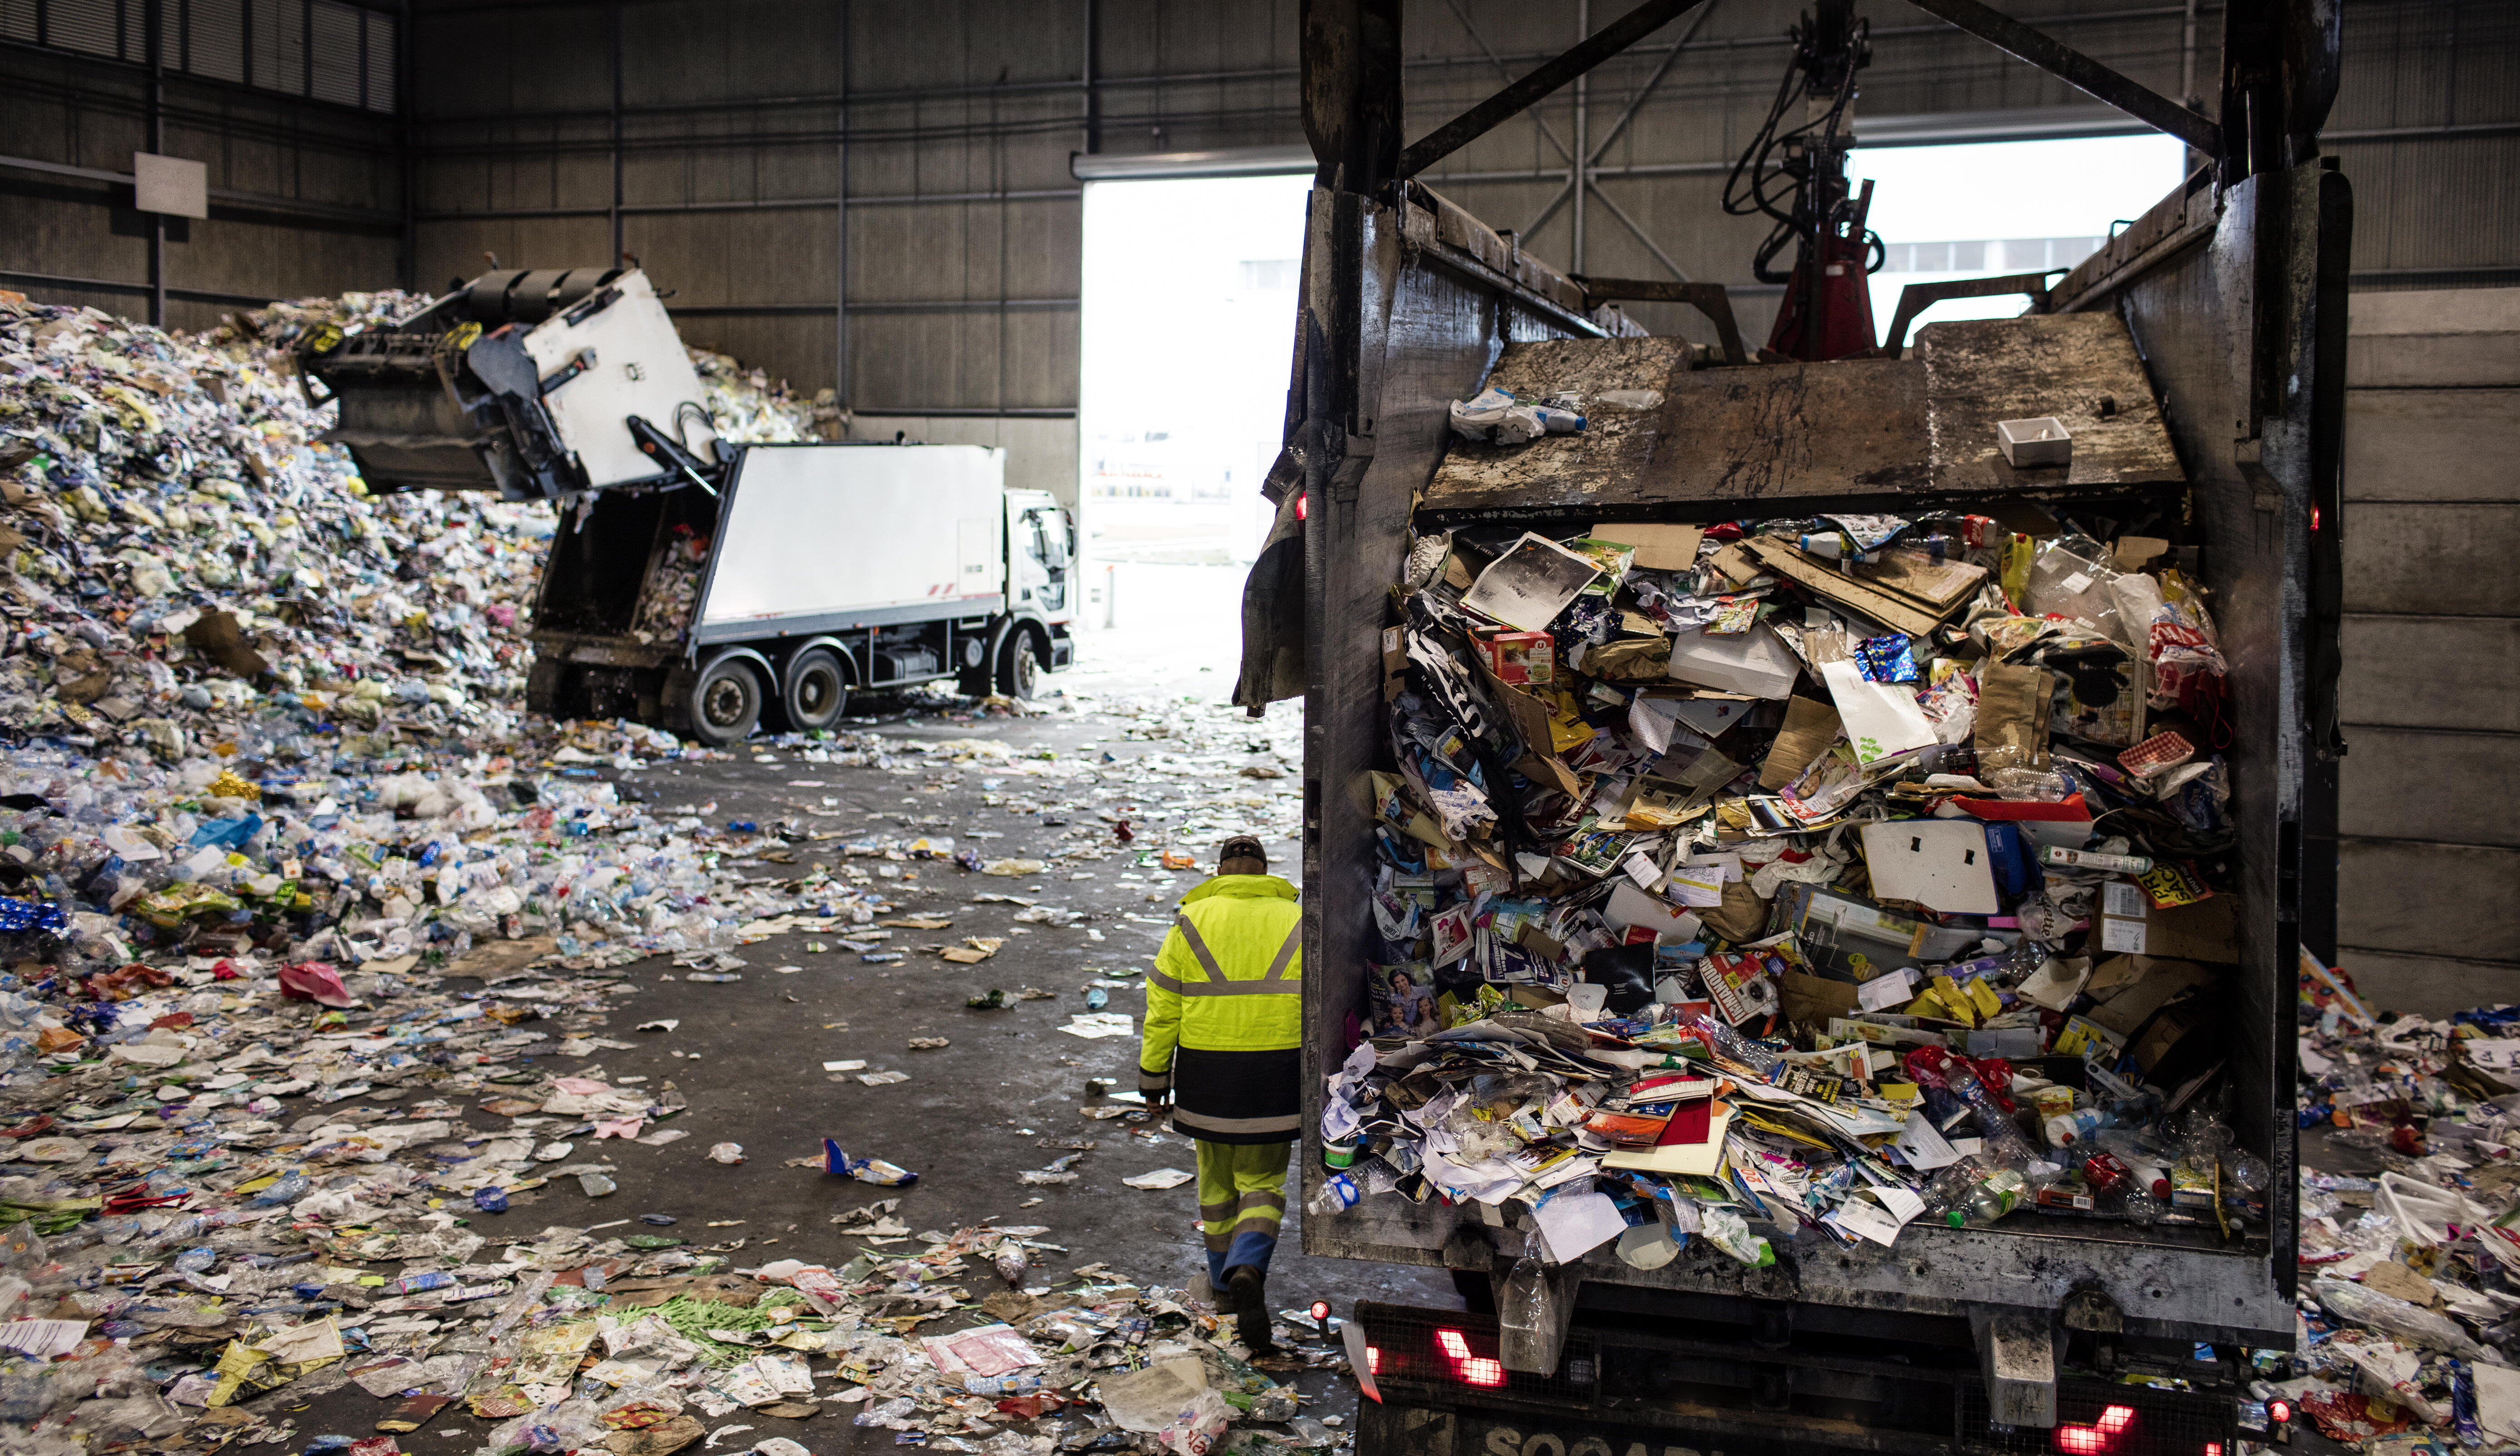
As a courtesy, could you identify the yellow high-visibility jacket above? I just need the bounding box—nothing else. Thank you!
[1138,874,1303,1144]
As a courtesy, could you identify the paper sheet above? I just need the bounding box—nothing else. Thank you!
[0,1318,89,1358]
[1095,1359,1212,1432]
[1463,534,1603,632]
[2476,1362,2520,1441]
[1892,1111,1963,1170]
[1532,1191,1629,1264]
[1819,659,1937,764]
[1664,862,1726,908]
[1831,1185,1928,1246]
[1857,966,1918,1012]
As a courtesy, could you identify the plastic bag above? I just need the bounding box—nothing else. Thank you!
[1159,1388,1235,1456]
[2310,1276,2487,1359]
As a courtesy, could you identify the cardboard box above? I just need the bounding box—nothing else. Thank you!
[2093,886,2240,964]
[1667,622,1801,699]
[1471,627,1555,687]
[2083,954,2220,1037]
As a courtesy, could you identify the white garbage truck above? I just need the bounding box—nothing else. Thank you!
[298,266,1075,744]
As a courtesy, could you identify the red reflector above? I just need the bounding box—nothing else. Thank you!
[1435,1328,1507,1388]
[1296,492,1309,521]
[2268,1399,2291,1423]
[1365,1345,1381,1373]
[1310,1300,1332,1323]
[2311,504,2321,531]
[2100,1406,2136,1436]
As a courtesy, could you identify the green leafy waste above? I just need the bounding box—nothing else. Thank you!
[646,1290,815,1365]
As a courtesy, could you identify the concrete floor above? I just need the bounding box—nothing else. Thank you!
[283,588,1462,1449]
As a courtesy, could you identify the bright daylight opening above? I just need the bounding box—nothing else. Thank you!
[1075,172,1313,695]
[1853,132,2192,336]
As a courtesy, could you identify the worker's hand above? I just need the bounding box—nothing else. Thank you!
[1143,1089,1171,1113]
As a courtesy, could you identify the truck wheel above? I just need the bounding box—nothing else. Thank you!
[782,648,849,732]
[995,630,1041,699]
[687,655,763,746]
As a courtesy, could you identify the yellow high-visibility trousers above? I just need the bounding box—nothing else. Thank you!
[1196,1138,1291,1287]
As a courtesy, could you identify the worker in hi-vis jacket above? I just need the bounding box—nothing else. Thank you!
[1138,833,1302,1352]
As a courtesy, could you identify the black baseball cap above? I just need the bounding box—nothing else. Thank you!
[1218,835,1267,869]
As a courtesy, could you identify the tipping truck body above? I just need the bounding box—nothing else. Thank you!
[299,268,1074,744]
[1260,12,2347,1453]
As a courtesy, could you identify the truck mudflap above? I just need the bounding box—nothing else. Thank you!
[1353,1304,2240,1456]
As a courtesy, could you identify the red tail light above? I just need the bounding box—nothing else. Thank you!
[2268,1399,2292,1425]
[1364,1345,1381,1373]
[1310,1300,1332,1325]
[2206,1444,2224,1456]
[1435,1327,1507,1387]
[1295,492,1309,521]
[2054,1405,2137,1455]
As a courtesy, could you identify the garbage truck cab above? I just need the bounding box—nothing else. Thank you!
[297,267,1076,745]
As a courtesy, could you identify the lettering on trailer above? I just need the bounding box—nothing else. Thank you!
[1482,1429,1708,1456]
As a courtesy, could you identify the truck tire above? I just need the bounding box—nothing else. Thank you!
[995,629,1042,699]
[781,647,849,732]
[687,654,763,746]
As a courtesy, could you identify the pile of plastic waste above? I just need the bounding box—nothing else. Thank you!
[1319,511,2252,1264]
[2274,982,2520,1449]
[0,289,1175,1449]
[0,1076,1341,1456]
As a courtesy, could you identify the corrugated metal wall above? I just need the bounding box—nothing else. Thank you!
[0,0,406,332]
[404,0,2519,406]
[2335,288,2520,1013]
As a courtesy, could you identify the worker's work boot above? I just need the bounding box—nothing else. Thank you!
[1226,1265,1271,1352]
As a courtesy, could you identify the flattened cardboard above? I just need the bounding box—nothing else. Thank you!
[2084,954,2219,1037]
[2113,535,2170,572]
[1736,536,1952,636]
[1858,820,2000,915]
[1707,542,1763,588]
[1780,968,1860,1024]
[1852,548,1986,609]
[1593,522,1704,572]
[1759,695,1842,790]
[2107,895,2241,965]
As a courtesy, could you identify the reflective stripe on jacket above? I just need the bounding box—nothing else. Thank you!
[1140,874,1302,1144]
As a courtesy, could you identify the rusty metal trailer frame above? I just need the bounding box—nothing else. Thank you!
[1254,0,2348,1427]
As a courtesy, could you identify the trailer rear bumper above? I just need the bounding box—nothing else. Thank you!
[1352,1303,2244,1456]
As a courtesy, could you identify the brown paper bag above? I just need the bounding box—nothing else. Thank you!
[1698,878,1770,944]
[1975,660,2053,769]
[1583,635,1672,681]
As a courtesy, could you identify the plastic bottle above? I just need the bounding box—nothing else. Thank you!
[1307,1174,1359,1217]
[1944,1168,2027,1228]
[965,1373,1043,1396]
[247,1172,309,1207]
[1905,1047,2040,1166]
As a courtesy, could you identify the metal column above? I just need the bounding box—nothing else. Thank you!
[836,2,850,408]
[145,0,165,326]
